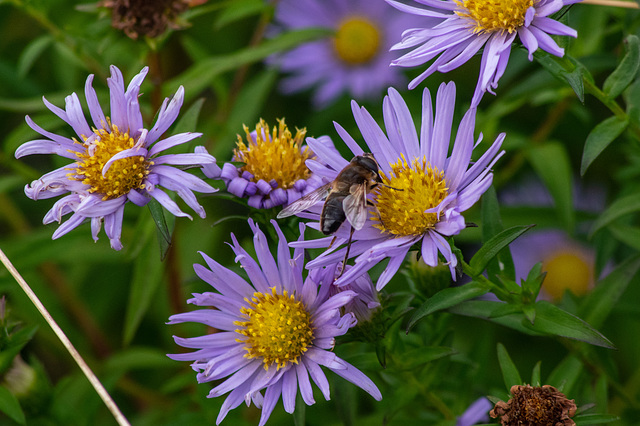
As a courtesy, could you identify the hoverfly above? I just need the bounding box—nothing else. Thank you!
[278,153,399,274]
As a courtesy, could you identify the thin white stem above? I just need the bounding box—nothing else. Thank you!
[581,0,639,8]
[0,248,130,426]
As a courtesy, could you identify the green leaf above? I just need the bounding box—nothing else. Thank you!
[172,97,205,136]
[449,301,547,336]
[534,51,588,102]
[547,355,582,394]
[589,192,640,238]
[214,0,268,30]
[497,343,522,390]
[148,200,173,260]
[0,325,38,375]
[406,281,491,332]
[392,347,457,370]
[481,186,515,279]
[574,414,620,425]
[608,222,640,250]
[580,116,628,176]
[450,301,615,348]
[527,143,574,232]
[531,361,541,386]
[603,35,640,99]
[0,386,25,424]
[527,302,614,349]
[17,35,53,78]
[123,236,165,346]
[166,28,331,102]
[579,253,640,328]
[469,225,535,276]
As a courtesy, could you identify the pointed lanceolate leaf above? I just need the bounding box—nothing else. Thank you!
[589,193,640,238]
[527,302,614,349]
[148,199,173,260]
[573,414,620,425]
[580,116,628,176]
[603,35,640,99]
[0,386,25,424]
[534,51,589,102]
[481,186,515,279]
[406,281,491,332]
[469,225,535,277]
[527,143,574,232]
[579,253,640,328]
[531,361,541,386]
[497,343,522,391]
[123,235,165,346]
[547,355,583,394]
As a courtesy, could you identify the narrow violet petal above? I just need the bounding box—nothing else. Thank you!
[148,187,192,219]
[303,358,330,400]
[258,379,282,426]
[281,369,298,414]
[295,363,315,405]
[329,358,382,401]
[84,74,107,129]
[147,86,185,144]
[148,132,203,157]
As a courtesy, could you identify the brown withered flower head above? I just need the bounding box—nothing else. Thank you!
[490,384,577,426]
[102,0,200,39]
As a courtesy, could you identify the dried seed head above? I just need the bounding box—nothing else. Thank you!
[490,384,577,426]
[102,0,192,39]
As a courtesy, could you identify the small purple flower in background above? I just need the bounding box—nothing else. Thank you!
[15,65,217,250]
[270,0,420,108]
[168,219,381,425]
[386,0,579,105]
[292,82,505,290]
[457,397,492,426]
[213,118,331,209]
[501,178,605,300]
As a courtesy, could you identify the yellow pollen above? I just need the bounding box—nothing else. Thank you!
[542,251,592,300]
[234,287,314,371]
[70,121,149,200]
[373,155,448,236]
[455,0,535,34]
[334,16,381,65]
[233,118,313,189]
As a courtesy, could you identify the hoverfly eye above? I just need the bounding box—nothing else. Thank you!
[359,157,379,173]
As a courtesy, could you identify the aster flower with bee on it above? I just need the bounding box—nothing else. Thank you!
[286,82,506,290]
[14,65,217,250]
[385,0,580,105]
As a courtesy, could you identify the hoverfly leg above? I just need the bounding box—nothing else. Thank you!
[336,226,356,279]
[328,235,338,249]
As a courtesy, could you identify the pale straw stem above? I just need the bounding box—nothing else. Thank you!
[581,0,639,8]
[0,248,130,426]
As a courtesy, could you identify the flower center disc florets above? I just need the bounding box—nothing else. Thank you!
[455,0,535,34]
[235,287,314,370]
[373,155,448,236]
[72,122,149,200]
[334,16,381,65]
[234,118,313,189]
[543,252,592,300]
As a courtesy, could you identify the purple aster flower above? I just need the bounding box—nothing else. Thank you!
[213,118,333,209]
[167,219,381,425]
[291,82,506,289]
[500,177,605,300]
[270,0,422,108]
[386,0,580,105]
[15,65,217,250]
[457,397,492,426]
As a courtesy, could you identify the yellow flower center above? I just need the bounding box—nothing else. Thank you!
[334,16,381,65]
[235,287,314,371]
[234,118,313,189]
[455,0,535,34]
[373,155,449,236]
[72,122,150,200]
[542,251,592,300]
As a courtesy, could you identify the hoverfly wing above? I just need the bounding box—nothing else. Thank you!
[277,183,331,218]
[342,183,369,230]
